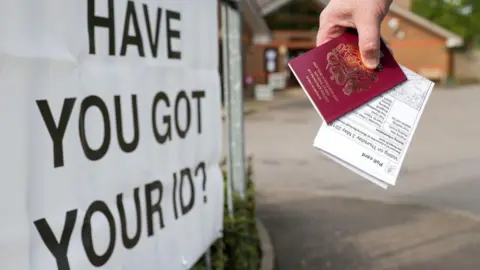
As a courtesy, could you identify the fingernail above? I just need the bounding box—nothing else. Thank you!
[363,57,379,69]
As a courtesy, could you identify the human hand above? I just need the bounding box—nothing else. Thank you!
[316,0,393,69]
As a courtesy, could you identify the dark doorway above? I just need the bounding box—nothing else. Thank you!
[287,48,311,86]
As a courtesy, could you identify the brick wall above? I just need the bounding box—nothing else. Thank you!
[244,45,266,98]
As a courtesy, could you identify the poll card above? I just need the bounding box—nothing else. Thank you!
[313,65,434,188]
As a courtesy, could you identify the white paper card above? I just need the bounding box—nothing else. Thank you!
[314,65,434,187]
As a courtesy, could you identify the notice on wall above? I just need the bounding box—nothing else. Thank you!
[0,1,223,270]
[268,72,287,90]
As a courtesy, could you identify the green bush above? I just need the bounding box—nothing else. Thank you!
[191,157,260,270]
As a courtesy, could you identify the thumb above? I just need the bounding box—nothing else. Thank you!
[356,20,381,69]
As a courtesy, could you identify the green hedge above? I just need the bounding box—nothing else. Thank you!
[191,157,260,270]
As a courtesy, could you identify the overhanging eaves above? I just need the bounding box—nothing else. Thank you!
[238,0,272,44]
[389,3,464,47]
[259,0,328,15]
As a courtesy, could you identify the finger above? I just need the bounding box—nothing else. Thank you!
[356,18,381,69]
[316,24,345,46]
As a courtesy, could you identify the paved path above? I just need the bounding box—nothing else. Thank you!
[259,191,480,270]
[241,86,480,269]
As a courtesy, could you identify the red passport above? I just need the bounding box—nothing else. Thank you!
[288,30,407,123]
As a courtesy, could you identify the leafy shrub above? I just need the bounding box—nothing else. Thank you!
[191,157,260,269]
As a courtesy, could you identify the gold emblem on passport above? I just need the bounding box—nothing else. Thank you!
[326,43,384,96]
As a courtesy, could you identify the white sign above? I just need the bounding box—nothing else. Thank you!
[0,1,223,270]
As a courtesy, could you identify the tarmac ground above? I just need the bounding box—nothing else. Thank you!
[239,85,480,270]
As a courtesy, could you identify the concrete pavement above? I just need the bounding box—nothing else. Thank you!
[243,86,480,269]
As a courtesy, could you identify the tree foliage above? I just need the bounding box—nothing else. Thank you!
[411,0,480,47]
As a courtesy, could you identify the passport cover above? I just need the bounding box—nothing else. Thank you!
[288,30,407,123]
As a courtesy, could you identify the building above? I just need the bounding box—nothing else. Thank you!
[251,0,464,89]
[217,0,273,101]
[381,3,463,82]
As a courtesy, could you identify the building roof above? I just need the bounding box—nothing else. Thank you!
[257,0,464,47]
[258,0,328,15]
[238,0,272,44]
[388,3,463,47]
